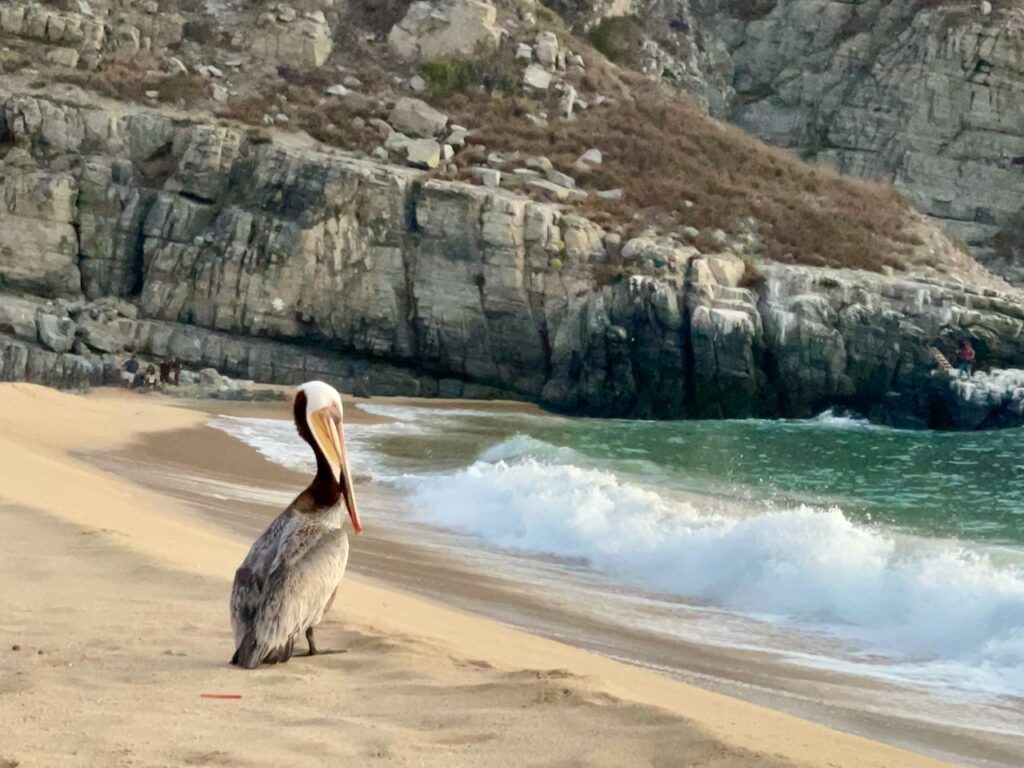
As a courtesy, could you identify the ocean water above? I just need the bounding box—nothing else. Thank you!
[212,405,1024,703]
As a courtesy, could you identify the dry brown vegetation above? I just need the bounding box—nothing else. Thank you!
[444,75,920,272]
[54,59,209,107]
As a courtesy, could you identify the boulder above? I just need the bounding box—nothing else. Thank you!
[78,319,126,353]
[523,64,552,90]
[388,0,500,62]
[198,367,229,388]
[37,312,76,353]
[251,15,333,67]
[389,97,448,138]
[405,139,442,169]
[535,31,558,69]
[0,296,40,341]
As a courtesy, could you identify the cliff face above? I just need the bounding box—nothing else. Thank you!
[589,1,1024,281]
[4,90,1024,428]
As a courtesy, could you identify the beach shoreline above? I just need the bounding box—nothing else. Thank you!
[0,384,985,767]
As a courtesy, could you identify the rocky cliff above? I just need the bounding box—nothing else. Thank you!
[4,89,1024,428]
[583,0,1024,281]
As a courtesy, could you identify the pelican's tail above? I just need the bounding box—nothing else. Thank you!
[231,633,296,669]
[231,632,259,669]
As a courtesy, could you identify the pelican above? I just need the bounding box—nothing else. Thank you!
[230,380,361,668]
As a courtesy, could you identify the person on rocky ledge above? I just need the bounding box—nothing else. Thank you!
[957,339,976,380]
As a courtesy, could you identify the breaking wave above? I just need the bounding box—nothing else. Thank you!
[399,439,1024,696]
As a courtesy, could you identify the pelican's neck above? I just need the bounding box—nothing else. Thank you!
[293,390,342,511]
[307,441,342,510]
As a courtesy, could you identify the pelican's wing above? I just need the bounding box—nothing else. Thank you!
[238,528,350,668]
[230,512,299,648]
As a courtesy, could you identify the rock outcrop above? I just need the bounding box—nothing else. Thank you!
[3,89,1024,429]
[388,0,502,62]
[588,1,1024,282]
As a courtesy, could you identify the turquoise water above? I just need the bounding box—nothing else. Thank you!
[363,408,1024,545]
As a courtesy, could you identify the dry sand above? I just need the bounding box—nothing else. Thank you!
[0,384,955,768]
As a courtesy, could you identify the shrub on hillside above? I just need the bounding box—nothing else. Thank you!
[417,53,519,98]
[586,16,645,67]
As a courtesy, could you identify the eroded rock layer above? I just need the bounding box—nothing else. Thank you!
[2,91,1024,428]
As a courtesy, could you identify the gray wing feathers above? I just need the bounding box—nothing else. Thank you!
[251,529,350,663]
[230,513,296,648]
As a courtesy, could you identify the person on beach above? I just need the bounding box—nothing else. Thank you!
[144,364,159,390]
[121,356,139,388]
[957,339,976,379]
[160,356,183,385]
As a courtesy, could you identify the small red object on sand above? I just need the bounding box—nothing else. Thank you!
[200,693,242,699]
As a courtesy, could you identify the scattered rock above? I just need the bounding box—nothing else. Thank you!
[405,138,442,169]
[535,31,558,69]
[446,125,469,148]
[471,167,501,188]
[516,43,533,61]
[559,85,576,119]
[212,85,229,103]
[368,118,393,138]
[46,47,79,68]
[389,97,448,137]
[325,84,351,96]
[167,56,188,75]
[409,74,427,93]
[597,188,624,201]
[525,156,553,172]
[343,75,362,89]
[577,148,602,166]
[276,4,296,22]
[523,63,552,90]
[526,178,571,202]
[145,90,159,99]
[546,169,576,189]
[980,0,992,15]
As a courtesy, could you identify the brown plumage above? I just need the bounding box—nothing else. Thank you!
[229,382,361,669]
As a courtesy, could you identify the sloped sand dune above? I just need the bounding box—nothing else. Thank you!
[0,384,951,768]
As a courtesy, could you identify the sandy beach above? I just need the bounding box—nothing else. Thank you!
[0,384,963,768]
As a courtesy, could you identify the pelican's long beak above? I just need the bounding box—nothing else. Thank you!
[309,407,362,534]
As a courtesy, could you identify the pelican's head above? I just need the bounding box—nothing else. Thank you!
[295,380,361,534]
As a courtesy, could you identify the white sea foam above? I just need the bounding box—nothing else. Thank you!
[210,415,397,480]
[399,455,1024,697]
[804,408,877,429]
